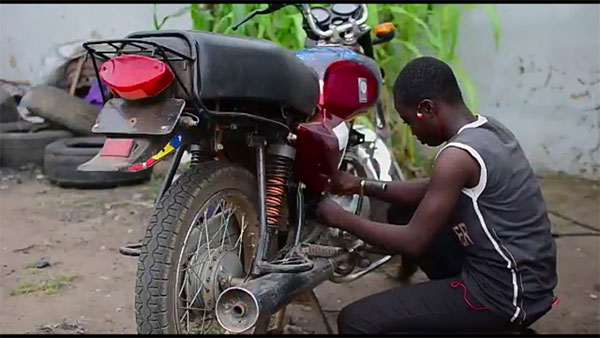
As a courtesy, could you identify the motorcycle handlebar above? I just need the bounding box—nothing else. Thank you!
[299,4,369,39]
[233,4,370,40]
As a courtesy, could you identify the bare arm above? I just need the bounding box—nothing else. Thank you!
[329,170,430,207]
[365,178,430,208]
[318,147,479,256]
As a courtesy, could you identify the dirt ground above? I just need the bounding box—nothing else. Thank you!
[0,167,598,334]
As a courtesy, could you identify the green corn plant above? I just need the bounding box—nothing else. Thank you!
[366,4,500,176]
[153,4,191,30]
[189,4,308,49]
[153,3,501,177]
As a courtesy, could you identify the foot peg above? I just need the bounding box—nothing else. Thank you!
[301,244,343,258]
[119,242,142,256]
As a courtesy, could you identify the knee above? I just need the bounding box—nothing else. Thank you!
[337,303,369,334]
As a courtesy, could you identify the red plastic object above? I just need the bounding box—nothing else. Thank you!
[99,55,174,100]
[321,60,378,120]
[100,138,134,157]
[294,110,349,193]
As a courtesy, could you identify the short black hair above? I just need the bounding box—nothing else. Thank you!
[393,56,464,107]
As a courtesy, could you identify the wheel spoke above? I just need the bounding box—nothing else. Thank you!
[186,299,190,331]
[175,193,254,334]
[179,305,211,312]
[199,303,208,333]
[178,267,188,298]
[206,208,233,249]
[202,204,213,266]
[186,269,206,309]
[237,214,247,258]
[220,205,237,250]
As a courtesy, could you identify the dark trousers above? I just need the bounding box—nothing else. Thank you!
[337,207,513,334]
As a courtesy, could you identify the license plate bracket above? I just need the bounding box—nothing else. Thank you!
[91,98,185,135]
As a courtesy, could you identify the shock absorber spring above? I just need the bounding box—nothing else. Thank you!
[189,144,201,168]
[265,144,296,230]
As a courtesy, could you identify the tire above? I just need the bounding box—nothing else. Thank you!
[43,137,152,188]
[0,88,20,123]
[0,122,72,168]
[135,161,264,334]
[0,121,32,133]
[20,85,99,135]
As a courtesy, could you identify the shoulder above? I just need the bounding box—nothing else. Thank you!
[436,141,484,169]
[432,145,480,189]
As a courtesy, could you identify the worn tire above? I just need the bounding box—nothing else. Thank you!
[135,161,262,334]
[0,122,72,168]
[0,88,20,123]
[43,137,152,188]
[0,120,31,133]
[20,85,99,135]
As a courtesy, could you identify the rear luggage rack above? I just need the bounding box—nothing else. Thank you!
[83,37,292,132]
[83,38,196,105]
[83,39,194,62]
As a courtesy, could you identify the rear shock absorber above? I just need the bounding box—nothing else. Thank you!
[189,144,202,168]
[265,144,296,232]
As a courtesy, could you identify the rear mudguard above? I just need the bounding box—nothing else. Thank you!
[77,97,186,173]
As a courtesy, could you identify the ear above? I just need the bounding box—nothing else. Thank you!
[416,99,436,118]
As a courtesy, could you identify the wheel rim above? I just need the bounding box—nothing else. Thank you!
[174,190,256,334]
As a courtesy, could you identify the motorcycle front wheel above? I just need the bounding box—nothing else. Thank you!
[135,161,267,334]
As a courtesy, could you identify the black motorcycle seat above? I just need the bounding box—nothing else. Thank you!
[126,30,320,116]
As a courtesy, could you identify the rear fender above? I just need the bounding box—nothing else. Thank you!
[78,97,186,172]
[77,134,182,172]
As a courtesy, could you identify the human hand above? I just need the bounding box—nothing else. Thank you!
[316,197,351,229]
[329,170,361,196]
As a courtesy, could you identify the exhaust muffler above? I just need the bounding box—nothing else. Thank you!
[215,258,335,333]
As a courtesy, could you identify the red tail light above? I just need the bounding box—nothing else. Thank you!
[321,60,378,120]
[99,55,174,100]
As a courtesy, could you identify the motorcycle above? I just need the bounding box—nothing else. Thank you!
[79,3,405,334]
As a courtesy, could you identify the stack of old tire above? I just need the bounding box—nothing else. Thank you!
[0,85,152,188]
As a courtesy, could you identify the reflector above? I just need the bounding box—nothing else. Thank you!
[100,138,135,157]
[99,55,174,100]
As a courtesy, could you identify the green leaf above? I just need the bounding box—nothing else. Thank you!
[453,62,479,113]
[213,11,233,33]
[190,4,214,31]
[446,5,463,60]
[257,22,265,39]
[367,4,379,29]
[290,13,307,49]
[482,4,501,50]
[153,4,160,30]
[398,40,422,57]
[390,6,443,54]
[259,15,277,42]
[231,4,248,35]
[154,5,190,30]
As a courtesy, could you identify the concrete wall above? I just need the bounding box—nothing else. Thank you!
[1,4,598,179]
[0,4,190,81]
[457,4,599,179]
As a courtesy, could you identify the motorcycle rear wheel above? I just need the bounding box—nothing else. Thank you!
[135,161,268,334]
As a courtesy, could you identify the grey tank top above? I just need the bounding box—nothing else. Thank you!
[437,115,557,325]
